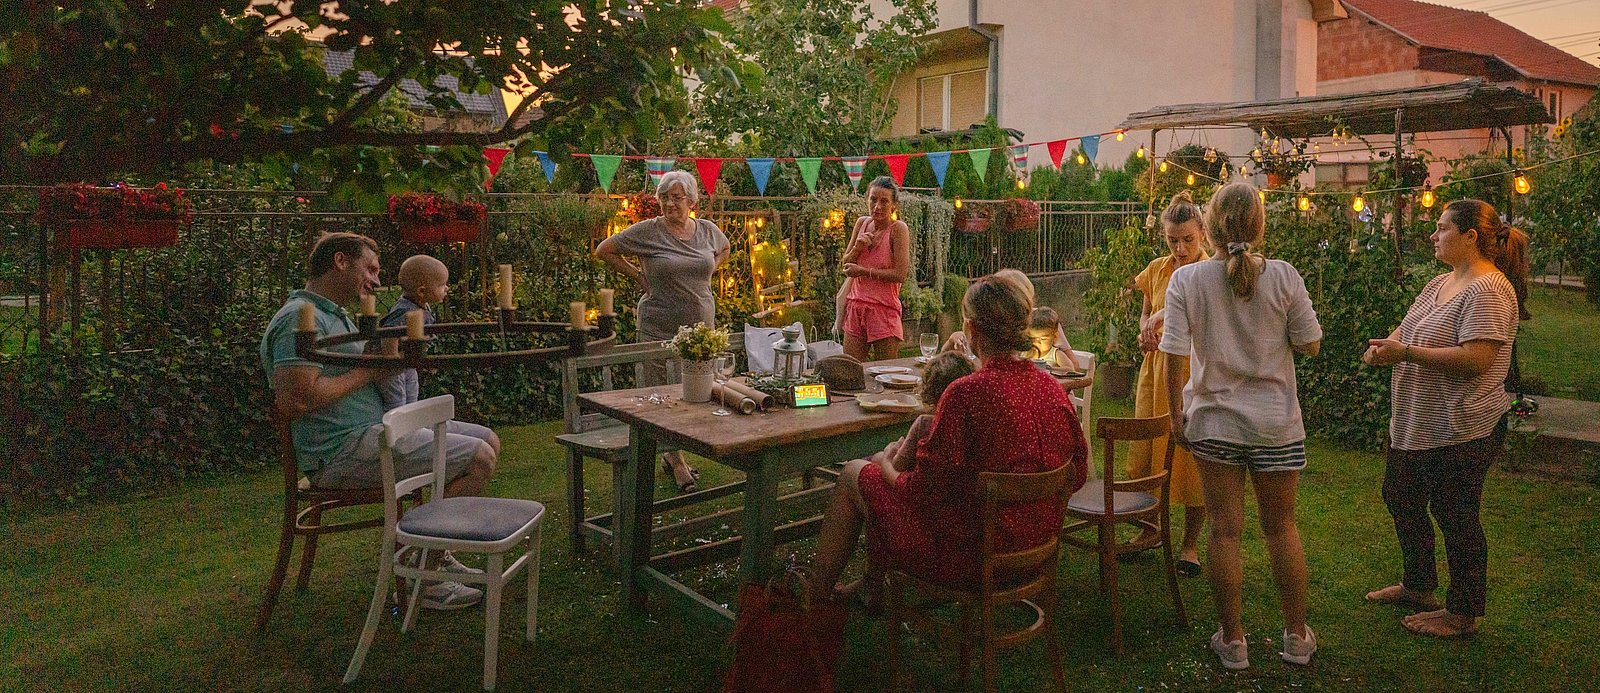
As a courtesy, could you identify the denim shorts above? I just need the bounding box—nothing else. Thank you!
[1188,438,1307,472]
[313,420,495,489]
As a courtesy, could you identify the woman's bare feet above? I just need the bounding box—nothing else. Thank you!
[1402,609,1478,637]
[1366,584,1442,611]
[662,453,699,493]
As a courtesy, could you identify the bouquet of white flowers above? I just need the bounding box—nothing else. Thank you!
[668,322,730,362]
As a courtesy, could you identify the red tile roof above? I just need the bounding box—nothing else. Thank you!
[1340,0,1600,86]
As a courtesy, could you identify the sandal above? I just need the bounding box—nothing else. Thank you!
[1177,559,1202,578]
[663,457,698,493]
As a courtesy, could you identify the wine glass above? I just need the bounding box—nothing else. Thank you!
[919,333,939,360]
[712,352,738,416]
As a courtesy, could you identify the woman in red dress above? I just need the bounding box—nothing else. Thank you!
[812,275,1089,594]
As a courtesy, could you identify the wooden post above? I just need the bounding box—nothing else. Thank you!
[1393,108,1406,284]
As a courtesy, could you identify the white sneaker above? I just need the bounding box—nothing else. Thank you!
[1210,628,1249,670]
[439,551,484,575]
[1281,626,1317,665]
[420,581,483,611]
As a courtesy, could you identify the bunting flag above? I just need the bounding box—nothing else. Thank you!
[1047,140,1068,169]
[535,150,557,184]
[694,157,724,196]
[483,147,510,190]
[745,157,775,196]
[883,153,911,186]
[967,148,990,182]
[926,151,951,187]
[1081,135,1100,164]
[590,154,621,192]
[842,156,868,190]
[645,157,676,188]
[1009,144,1029,173]
[795,157,823,194]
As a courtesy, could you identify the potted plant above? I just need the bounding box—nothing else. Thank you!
[668,322,730,402]
[37,182,192,249]
[387,192,487,243]
[899,285,943,340]
[953,204,991,234]
[1248,133,1313,188]
[1079,225,1156,400]
[994,197,1041,231]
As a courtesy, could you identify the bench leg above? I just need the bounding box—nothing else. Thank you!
[565,448,587,553]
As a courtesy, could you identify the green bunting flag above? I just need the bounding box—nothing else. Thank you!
[795,157,823,194]
[967,148,991,182]
[590,154,621,193]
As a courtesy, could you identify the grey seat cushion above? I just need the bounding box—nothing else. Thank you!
[399,497,545,542]
[1066,480,1158,515]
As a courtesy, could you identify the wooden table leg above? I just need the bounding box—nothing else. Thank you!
[617,427,657,613]
[736,456,779,588]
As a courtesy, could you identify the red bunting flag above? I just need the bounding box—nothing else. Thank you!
[883,153,911,186]
[695,157,724,196]
[483,147,511,189]
[1047,140,1068,169]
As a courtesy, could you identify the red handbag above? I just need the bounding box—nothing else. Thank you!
[723,568,849,693]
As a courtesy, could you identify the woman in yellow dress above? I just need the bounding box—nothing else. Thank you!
[1130,191,1209,576]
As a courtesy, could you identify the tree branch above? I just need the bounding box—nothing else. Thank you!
[327,53,423,131]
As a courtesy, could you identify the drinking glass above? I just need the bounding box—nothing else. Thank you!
[919,333,939,359]
[712,352,738,416]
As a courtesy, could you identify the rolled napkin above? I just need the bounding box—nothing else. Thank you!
[725,379,776,410]
[711,383,757,415]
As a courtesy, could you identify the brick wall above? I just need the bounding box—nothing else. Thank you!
[1318,15,1417,82]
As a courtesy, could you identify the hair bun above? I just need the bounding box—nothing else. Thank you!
[1170,190,1194,206]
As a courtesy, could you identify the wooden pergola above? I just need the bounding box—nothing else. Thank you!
[1117,78,1555,280]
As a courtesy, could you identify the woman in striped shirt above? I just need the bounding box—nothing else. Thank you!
[1362,199,1529,638]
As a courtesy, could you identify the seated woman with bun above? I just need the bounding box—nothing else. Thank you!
[811,274,1089,599]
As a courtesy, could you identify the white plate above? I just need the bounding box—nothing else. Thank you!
[866,365,912,375]
[913,356,932,364]
[856,392,923,413]
[875,373,921,389]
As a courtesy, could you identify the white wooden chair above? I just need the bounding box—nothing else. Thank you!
[1071,350,1097,466]
[343,395,545,691]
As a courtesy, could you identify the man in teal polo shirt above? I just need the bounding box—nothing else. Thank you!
[260,232,499,610]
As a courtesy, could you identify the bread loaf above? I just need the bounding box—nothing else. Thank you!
[817,354,865,391]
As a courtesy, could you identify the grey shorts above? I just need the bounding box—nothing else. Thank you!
[313,420,495,489]
[1188,438,1307,472]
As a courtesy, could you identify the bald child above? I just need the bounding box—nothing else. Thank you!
[376,254,450,410]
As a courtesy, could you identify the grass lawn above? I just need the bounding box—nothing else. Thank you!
[1519,285,1600,402]
[4,391,1599,692]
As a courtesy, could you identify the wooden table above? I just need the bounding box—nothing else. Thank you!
[579,358,928,627]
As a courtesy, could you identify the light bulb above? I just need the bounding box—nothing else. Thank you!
[1297,194,1311,212]
[954,198,963,209]
[1258,190,1266,202]
[1115,131,1125,142]
[1017,178,1027,190]
[1186,173,1196,186]
[1513,170,1531,195]
[1076,153,1086,165]
[1420,185,1435,208]
[1159,161,1169,173]
[1352,195,1365,213]
[1136,145,1146,159]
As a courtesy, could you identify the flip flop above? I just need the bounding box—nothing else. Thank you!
[1177,559,1202,577]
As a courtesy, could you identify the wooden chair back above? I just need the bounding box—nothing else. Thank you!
[979,463,1078,582]
[1094,415,1175,503]
[559,332,746,434]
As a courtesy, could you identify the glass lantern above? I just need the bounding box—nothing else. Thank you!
[772,326,807,382]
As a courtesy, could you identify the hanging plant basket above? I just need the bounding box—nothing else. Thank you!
[398,218,485,244]
[1001,198,1041,231]
[59,219,181,249]
[954,208,991,234]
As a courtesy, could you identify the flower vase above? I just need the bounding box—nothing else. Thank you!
[681,359,714,402]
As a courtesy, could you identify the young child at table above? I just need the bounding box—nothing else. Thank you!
[941,269,1080,369]
[376,254,450,410]
[1024,306,1083,371]
[872,352,975,472]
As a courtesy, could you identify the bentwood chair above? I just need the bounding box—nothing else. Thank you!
[884,464,1078,693]
[1061,414,1186,655]
[343,395,545,691]
[255,410,411,631]
[1069,350,1097,449]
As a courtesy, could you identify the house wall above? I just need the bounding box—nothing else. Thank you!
[872,0,1324,165]
[1317,13,1417,81]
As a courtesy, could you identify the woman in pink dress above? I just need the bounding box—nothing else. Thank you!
[838,176,912,361]
[812,275,1089,595]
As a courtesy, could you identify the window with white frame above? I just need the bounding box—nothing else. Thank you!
[918,69,988,133]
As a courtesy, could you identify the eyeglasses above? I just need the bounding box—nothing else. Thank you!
[660,193,691,204]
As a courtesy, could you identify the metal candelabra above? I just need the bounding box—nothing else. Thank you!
[295,309,617,370]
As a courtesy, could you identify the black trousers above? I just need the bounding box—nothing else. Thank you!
[1383,421,1505,618]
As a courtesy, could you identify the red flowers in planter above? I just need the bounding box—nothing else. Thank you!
[387,193,488,243]
[37,182,192,249]
[1000,197,1041,231]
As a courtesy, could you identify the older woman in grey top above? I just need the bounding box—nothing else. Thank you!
[595,169,730,492]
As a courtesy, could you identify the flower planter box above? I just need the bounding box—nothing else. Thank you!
[59,219,181,249]
[954,216,991,234]
[1005,210,1040,231]
[398,219,484,244]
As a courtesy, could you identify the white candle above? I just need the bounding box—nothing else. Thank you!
[498,264,514,310]
[405,310,424,340]
[359,294,376,316]
[297,303,315,332]
[599,288,615,316]
[570,301,587,329]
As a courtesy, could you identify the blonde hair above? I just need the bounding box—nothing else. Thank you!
[993,268,1036,304]
[963,274,1033,354]
[1205,182,1267,300]
[1161,190,1203,227]
[918,352,974,405]
[655,170,699,206]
